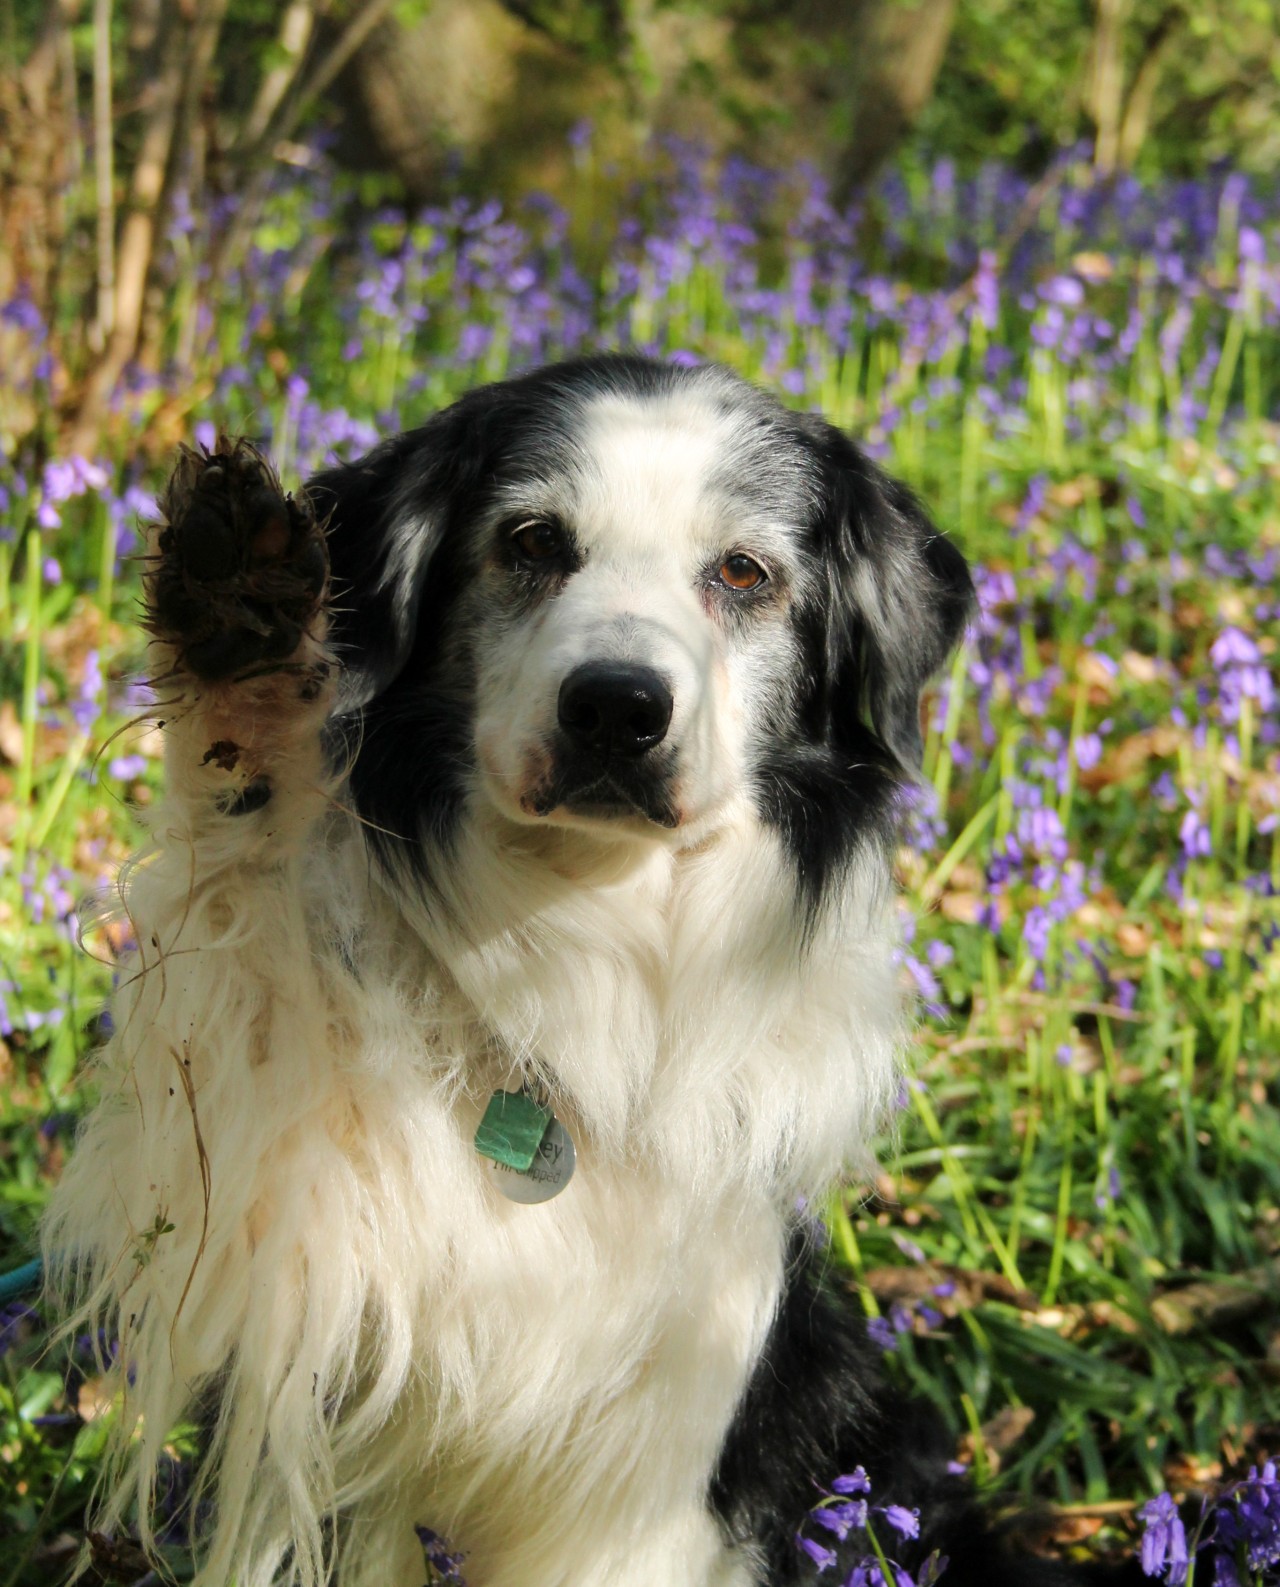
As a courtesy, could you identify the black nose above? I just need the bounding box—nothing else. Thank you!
[557,664,674,759]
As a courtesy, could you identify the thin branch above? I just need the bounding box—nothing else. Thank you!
[69,0,227,453]
[207,0,398,290]
[235,0,320,155]
[278,0,398,136]
[1116,5,1184,168]
[92,0,116,343]
[1151,1260,1280,1336]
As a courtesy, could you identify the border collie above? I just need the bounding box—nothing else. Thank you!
[46,355,1116,1587]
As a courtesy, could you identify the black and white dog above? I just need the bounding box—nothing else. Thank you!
[46,356,1117,1586]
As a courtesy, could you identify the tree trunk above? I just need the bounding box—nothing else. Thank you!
[1090,0,1131,173]
[0,0,81,315]
[833,0,960,193]
[329,0,958,204]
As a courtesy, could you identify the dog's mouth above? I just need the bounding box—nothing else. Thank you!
[520,750,680,830]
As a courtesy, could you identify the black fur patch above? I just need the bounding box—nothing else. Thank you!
[760,413,975,926]
[216,776,272,817]
[710,1235,1143,1586]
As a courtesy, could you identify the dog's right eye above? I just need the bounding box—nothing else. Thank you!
[511,520,565,564]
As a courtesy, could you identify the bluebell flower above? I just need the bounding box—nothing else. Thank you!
[878,1505,921,1540]
[1178,810,1211,860]
[415,1525,466,1584]
[797,1533,839,1571]
[0,1301,37,1355]
[1215,1462,1280,1574]
[1138,1492,1189,1584]
[797,1470,946,1586]
[812,1499,870,1539]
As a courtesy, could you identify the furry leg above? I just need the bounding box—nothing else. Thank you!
[43,440,344,1586]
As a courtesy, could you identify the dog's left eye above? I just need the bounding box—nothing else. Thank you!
[717,554,768,592]
[511,520,565,563]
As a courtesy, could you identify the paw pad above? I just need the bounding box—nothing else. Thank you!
[150,438,328,682]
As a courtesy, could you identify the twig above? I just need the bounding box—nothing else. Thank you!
[1151,1261,1280,1337]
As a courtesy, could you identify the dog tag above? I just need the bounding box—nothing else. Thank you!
[482,1115,576,1204]
[474,1088,552,1172]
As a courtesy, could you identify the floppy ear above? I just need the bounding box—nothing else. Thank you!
[304,408,476,712]
[815,427,975,772]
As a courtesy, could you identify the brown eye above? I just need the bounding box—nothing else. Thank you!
[511,520,564,563]
[718,553,768,592]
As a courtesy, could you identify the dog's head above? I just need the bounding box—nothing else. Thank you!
[308,356,973,913]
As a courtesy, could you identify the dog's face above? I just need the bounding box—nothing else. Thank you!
[308,357,973,911]
[466,385,827,841]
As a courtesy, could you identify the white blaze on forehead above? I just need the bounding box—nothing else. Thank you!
[572,390,741,563]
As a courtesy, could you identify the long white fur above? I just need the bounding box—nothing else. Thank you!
[45,387,906,1587]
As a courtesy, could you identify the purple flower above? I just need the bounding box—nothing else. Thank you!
[1039,274,1085,306]
[905,954,943,1011]
[972,250,999,329]
[1213,1555,1241,1586]
[879,1506,921,1540]
[1138,1492,1188,1584]
[798,1533,839,1571]
[416,1524,466,1584]
[797,1468,946,1585]
[1216,1462,1280,1573]
[0,1301,37,1355]
[1210,628,1262,668]
[1018,806,1069,862]
[71,649,103,734]
[812,1499,869,1539]
[1022,906,1053,962]
[1179,810,1211,860]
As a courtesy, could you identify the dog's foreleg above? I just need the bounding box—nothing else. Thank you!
[146,437,334,849]
[45,442,345,1579]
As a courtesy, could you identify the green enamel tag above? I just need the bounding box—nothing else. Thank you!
[474,1089,553,1173]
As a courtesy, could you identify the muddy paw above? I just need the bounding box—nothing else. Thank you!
[149,438,328,682]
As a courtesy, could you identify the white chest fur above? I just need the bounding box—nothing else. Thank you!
[49,801,902,1587]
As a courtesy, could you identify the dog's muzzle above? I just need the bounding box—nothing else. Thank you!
[531,663,678,826]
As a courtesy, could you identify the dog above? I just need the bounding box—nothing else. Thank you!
[45,354,1117,1587]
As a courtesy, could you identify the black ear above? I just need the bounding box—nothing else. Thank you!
[304,409,475,712]
[815,427,975,772]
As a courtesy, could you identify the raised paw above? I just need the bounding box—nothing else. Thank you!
[149,438,328,682]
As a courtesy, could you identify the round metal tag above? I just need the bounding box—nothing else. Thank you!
[483,1115,576,1204]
